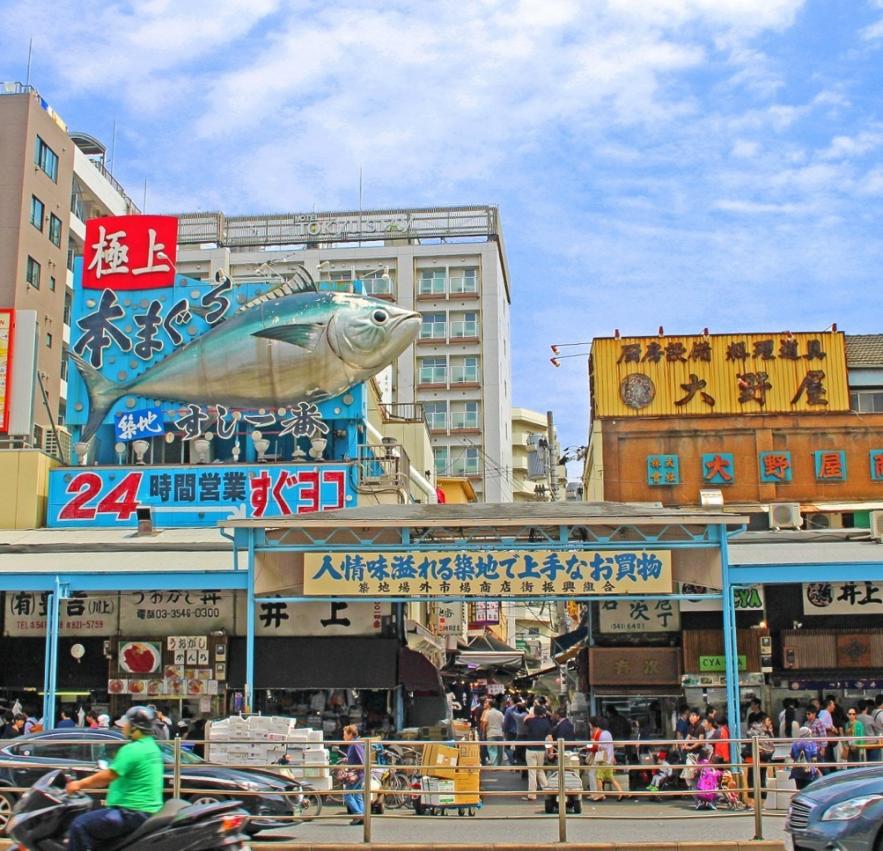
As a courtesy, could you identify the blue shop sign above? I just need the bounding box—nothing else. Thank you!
[47,463,354,528]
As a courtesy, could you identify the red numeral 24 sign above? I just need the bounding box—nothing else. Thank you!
[83,215,178,290]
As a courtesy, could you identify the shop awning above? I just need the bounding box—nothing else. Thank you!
[454,650,523,669]
[399,647,443,693]
[228,637,400,690]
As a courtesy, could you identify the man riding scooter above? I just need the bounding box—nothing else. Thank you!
[64,706,163,851]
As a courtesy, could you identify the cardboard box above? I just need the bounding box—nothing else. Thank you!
[422,743,459,779]
[303,750,329,765]
[457,742,481,767]
[420,777,456,807]
[453,767,481,802]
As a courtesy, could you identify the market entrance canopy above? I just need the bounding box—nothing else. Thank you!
[222,502,747,598]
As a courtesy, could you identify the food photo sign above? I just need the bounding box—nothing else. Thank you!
[109,634,227,698]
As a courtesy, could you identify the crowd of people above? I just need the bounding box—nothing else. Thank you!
[465,691,883,807]
[0,699,208,755]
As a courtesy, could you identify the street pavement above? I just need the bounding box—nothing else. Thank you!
[257,763,791,847]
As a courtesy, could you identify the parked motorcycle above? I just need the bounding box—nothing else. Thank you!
[6,770,251,851]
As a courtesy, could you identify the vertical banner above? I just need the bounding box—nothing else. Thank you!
[0,309,14,433]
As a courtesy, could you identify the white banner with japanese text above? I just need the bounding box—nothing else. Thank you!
[245,599,390,636]
[803,582,883,616]
[4,592,118,637]
[303,549,672,596]
[118,591,236,636]
[598,599,680,633]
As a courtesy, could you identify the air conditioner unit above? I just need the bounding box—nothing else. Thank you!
[871,510,883,542]
[769,503,802,531]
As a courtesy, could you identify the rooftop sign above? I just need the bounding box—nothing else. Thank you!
[175,206,498,248]
[591,331,849,417]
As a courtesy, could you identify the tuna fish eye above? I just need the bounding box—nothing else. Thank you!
[372,309,388,324]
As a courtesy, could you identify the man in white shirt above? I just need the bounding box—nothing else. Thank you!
[483,699,506,767]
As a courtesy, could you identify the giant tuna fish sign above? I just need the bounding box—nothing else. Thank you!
[50,214,420,528]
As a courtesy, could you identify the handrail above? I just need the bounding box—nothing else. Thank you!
[0,733,868,843]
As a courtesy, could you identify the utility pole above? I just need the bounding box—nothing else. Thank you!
[546,410,559,502]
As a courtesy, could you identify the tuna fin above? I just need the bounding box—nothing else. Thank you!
[70,353,126,441]
[252,323,325,349]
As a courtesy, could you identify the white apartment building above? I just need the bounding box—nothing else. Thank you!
[511,407,567,502]
[0,83,138,454]
[173,206,514,502]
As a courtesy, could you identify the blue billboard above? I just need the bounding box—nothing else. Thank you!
[47,463,354,528]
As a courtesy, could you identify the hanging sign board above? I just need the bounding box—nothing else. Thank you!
[304,549,671,597]
[599,599,680,633]
[4,592,117,637]
[803,582,883,616]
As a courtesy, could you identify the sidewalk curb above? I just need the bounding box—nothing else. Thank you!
[249,843,786,850]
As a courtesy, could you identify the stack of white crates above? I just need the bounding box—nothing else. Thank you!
[206,716,296,767]
[280,728,332,792]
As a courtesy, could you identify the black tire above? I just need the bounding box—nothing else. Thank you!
[0,791,16,833]
[571,797,582,814]
[544,797,555,814]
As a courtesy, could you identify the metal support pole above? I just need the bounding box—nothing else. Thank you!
[42,587,60,729]
[587,601,597,717]
[363,741,373,844]
[720,526,741,769]
[245,530,256,713]
[173,736,182,800]
[751,734,763,840]
[557,738,567,843]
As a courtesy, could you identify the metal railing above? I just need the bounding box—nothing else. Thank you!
[0,733,871,844]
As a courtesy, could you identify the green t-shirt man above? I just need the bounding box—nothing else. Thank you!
[106,735,164,813]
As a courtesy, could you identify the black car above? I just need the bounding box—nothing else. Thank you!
[0,729,319,834]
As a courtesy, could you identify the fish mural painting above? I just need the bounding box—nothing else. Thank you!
[73,282,421,440]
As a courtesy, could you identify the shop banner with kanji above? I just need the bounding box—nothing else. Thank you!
[599,598,680,632]
[47,463,351,527]
[803,581,883,616]
[304,549,671,596]
[591,331,849,417]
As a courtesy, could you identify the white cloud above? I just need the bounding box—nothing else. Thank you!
[730,139,760,158]
[820,130,883,159]
[713,199,812,214]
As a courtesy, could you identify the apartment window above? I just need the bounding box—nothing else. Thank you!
[850,390,883,413]
[50,275,56,292]
[418,269,446,295]
[49,214,62,247]
[419,356,447,385]
[451,400,480,430]
[450,311,478,339]
[60,347,69,381]
[26,256,41,289]
[34,136,59,182]
[46,332,53,348]
[67,240,75,271]
[360,269,394,296]
[420,311,447,339]
[70,179,86,221]
[30,195,45,231]
[451,356,479,384]
[449,267,478,294]
[63,291,72,325]
[424,401,448,431]
[451,447,480,476]
[434,446,449,476]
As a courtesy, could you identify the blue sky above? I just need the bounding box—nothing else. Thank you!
[2,0,882,463]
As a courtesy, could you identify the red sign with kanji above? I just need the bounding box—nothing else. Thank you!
[83,215,178,290]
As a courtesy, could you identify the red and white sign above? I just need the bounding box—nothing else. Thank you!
[83,215,178,290]
[0,309,14,433]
